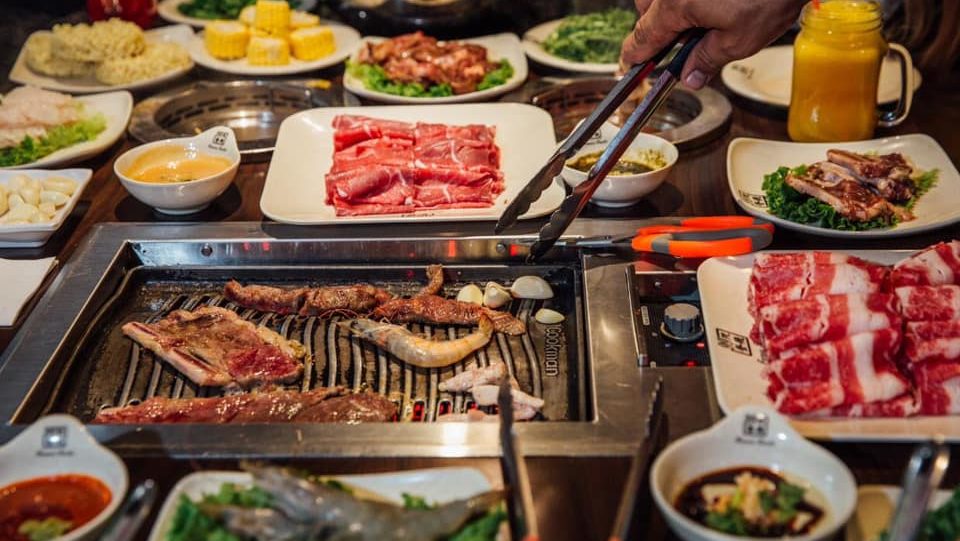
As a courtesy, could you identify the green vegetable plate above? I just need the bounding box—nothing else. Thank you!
[727,135,960,238]
[847,485,955,541]
[147,468,499,541]
[157,0,317,27]
[522,14,632,73]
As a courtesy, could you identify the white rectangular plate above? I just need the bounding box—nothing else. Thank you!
[2,91,133,170]
[0,168,92,247]
[146,467,494,541]
[343,33,528,104]
[698,250,960,442]
[846,485,953,541]
[261,103,564,224]
[727,134,960,238]
[9,25,194,94]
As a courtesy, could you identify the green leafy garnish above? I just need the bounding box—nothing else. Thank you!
[447,506,508,541]
[18,518,73,541]
[177,0,299,20]
[705,508,750,536]
[542,8,637,63]
[906,168,938,210]
[402,492,433,510]
[0,113,106,167]
[477,60,514,91]
[347,60,513,98]
[166,484,271,541]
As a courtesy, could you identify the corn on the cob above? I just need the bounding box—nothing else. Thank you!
[204,21,249,60]
[253,0,291,36]
[289,10,320,29]
[247,35,290,65]
[238,5,256,26]
[290,26,335,60]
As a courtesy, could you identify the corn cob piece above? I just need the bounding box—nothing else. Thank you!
[204,21,249,60]
[247,35,290,65]
[238,5,256,26]
[253,0,291,36]
[289,10,320,29]
[290,26,335,60]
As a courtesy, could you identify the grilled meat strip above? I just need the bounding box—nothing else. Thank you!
[122,306,304,388]
[417,264,444,297]
[826,149,916,202]
[371,294,526,335]
[785,162,912,222]
[92,387,396,424]
[224,280,393,315]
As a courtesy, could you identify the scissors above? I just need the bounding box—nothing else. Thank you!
[546,216,774,258]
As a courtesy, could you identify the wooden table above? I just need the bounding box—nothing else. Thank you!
[2,18,960,541]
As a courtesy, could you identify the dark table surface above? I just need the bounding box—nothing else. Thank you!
[1,6,959,541]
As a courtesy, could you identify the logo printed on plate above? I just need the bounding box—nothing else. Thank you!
[37,425,74,457]
[739,190,768,208]
[736,412,774,446]
[716,328,752,356]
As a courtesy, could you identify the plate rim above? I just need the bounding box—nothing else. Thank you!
[521,18,620,74]
[157,0,319,27]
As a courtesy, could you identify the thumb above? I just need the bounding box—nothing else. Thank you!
[680,31,733,90]
[620,1,686,68]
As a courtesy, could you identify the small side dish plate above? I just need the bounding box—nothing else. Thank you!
[0,168,92,247]
[9,25,194,94]
[2,91,133,171]
[158,0,318,27]
[721,45,922,107]
[727,134,960,238]
[343,33,528,104]
[698,250,960,442]
[186,21,360,75]
[846,485,953,541]
[146,467,493,541]
[522,18,619,74]
[261,103,564,225]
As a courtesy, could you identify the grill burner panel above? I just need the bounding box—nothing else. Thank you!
[23,266,585,424]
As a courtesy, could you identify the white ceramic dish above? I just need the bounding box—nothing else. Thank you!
[158,0,318,27]
[651,406,857,541]
[9,25,194,94]
[115,126,240,214]
[727,134,960,238]
[522,18,620,74]
[146,467,494,541]
[721,45,922,107]
[2,91,133,171]
[698,249,960,442]
[343,33,528,104]
[561,123,677,207]
[187,22,360,75]
[261,103,564,225]
[0,414,128,540]
[0,169,92,247]
[846,485,953,541]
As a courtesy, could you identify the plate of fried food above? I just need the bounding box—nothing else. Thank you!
[10,19,193,93]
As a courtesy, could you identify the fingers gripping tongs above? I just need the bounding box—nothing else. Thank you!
[495,29,707,261]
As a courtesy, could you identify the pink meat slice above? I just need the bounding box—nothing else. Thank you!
[332,115,415,151]
[748,257,887,315]
[890,241,960,287]
[330,137,414,173]
[905,321,960,364]
[801,393,918,418]
[895,285,960,321]
[914,360,960,415]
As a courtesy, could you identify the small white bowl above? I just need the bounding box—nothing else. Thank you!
[0,414,128,541]
[115,126,239,215]
[650,406,857,541]
[561,123,678,208]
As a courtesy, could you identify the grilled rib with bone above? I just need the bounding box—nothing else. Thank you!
[92,387,396,424]
[224,281,393,315]
[122,306,304,388]
[826,149,915,202]
[785,162,912,222]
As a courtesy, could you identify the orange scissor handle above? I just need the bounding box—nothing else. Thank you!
[631,227,773,257]
[679,216,775,233]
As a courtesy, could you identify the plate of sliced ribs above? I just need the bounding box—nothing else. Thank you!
[727,134,960,238]
[699,241,960,442]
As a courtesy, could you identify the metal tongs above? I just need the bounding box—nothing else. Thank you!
[495,29,706,261]
[886,440,950,541]
[499,377,539,541]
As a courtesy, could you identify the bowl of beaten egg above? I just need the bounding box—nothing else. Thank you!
[115,126,239,214]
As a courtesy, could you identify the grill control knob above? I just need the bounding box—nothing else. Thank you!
[661,303,704,342]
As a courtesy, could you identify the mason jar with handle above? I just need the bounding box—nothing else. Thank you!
[787,0,913,142]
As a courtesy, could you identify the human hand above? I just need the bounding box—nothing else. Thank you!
[621,0,806,89]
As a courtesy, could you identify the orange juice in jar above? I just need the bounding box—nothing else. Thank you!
[788,0,912,142]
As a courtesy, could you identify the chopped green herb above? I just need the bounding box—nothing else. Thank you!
[18,518,73,541]
[402,492,433,510]
[542,8,636,64]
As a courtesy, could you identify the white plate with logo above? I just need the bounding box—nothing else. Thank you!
[698,249,960,442]
[158,0,318,27]
[522,18,619,74]
[727,134,960,238]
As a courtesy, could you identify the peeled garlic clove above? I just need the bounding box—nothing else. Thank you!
[457,284,483,305]
[39,201,57,216]
[41,176,78,196]
[8,193,24,209]
[2,203,39,224]
[9,175,29,193]
[535,308,565,324]
[510,275,554,299]
[483,282,511,308]
[40,190,69,206]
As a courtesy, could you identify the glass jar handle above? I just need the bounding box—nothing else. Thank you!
[878,43,914,128]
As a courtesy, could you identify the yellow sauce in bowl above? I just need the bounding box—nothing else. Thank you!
[123,145,233,184]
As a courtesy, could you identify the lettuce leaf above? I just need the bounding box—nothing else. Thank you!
[763,166,889,231]
[347,59,513,97]
[0,113,106,167]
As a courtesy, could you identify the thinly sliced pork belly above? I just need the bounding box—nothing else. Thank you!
[748,256,888,315]
[895,285,960,321]
[891,241,960,287]
[121,306,304,388]
[914,360,960,415]
[905,321,960,364]
[756,293,899,357]
[801,393,917,418]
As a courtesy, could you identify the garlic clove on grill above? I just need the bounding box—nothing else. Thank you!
[511,275,554,299]
[457,284,483,305]
[535,308,565,324]
[483,282,511,308]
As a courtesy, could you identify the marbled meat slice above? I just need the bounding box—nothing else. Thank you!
[121,306,304,388]
[372,294,526,335]
[904,320,960,364]
[224,280,393,315]
[92,387,397,424]
[913,360,960,415]
[784,162,910,222]
[330,137,415,173]
[895,285,960,321]
[748,255,888,315]
[800,393,918,418]
[890,241,960,287]
[332,115,415,151]
[755,293,899,357]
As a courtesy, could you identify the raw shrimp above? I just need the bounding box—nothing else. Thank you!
[341,316,492,368]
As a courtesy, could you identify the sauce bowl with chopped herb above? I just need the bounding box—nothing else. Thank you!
[651,406,856,541]
[560,124,677,207]
[115,126,239,214]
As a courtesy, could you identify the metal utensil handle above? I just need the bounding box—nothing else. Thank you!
[98,480,158,541]
[499,378,539,540]
[887,440,950,541]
